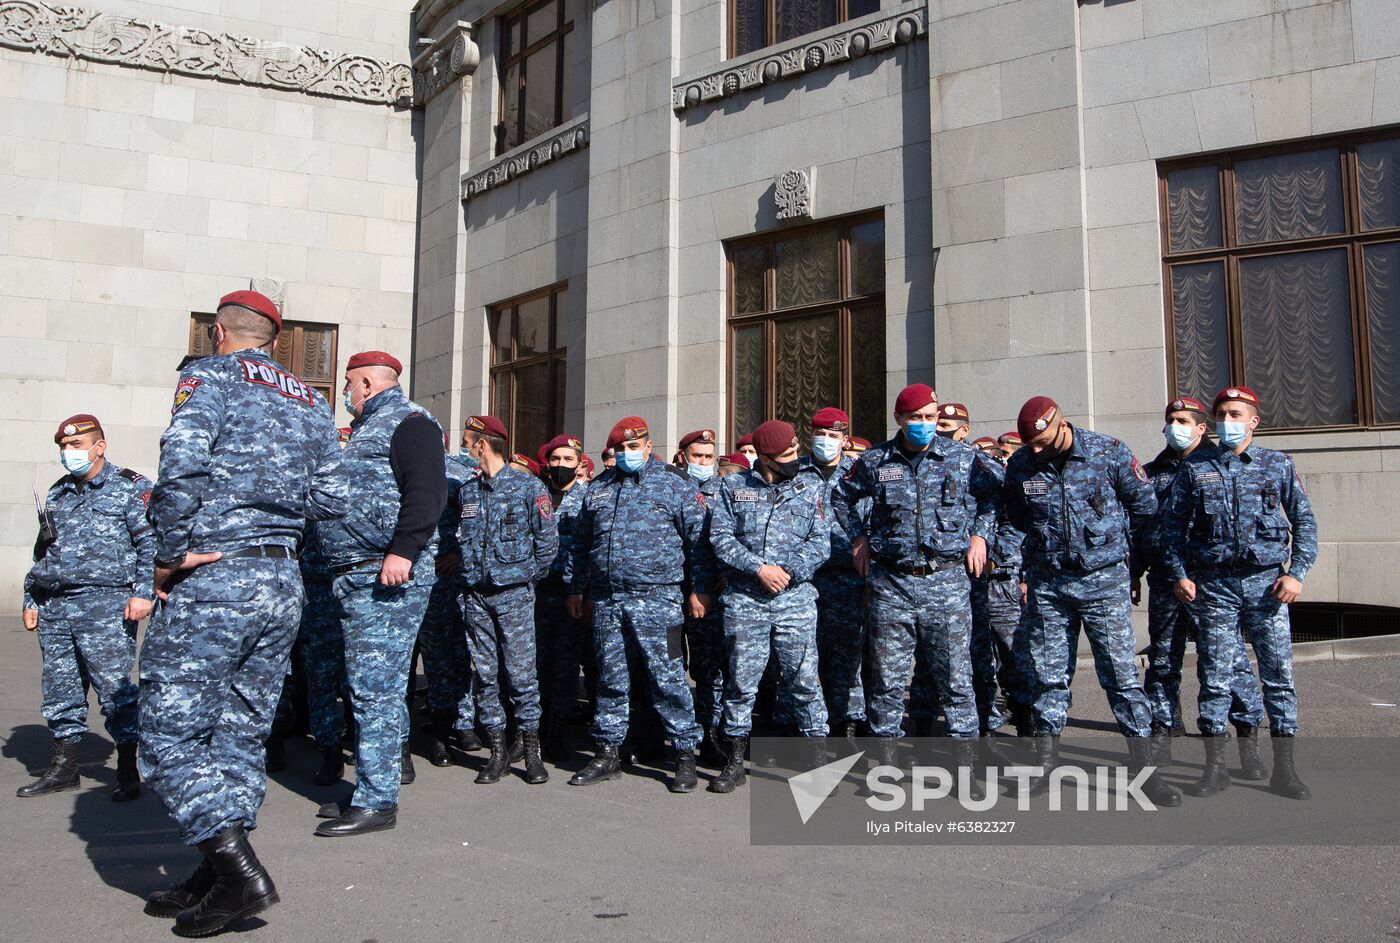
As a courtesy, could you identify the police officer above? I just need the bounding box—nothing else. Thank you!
[718,453,750,477]
[1161,387,1317,800]
[674,428,727,766]
[315,350,446,837]
[802,407,867,740]
[843,436,871,463]
[456,415,558,785]
[840,384,1001,797]
[139,291,345,935]
[707,421,831,793]
[935,402,972,442]
[736,432,757,464]
[564,416,709,793]
[996,432,1022,463]
[19,414,153,801]
[1002,396,1180,806]
[972,436,999,456]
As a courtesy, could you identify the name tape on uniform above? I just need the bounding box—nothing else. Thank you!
[239,358,315,407]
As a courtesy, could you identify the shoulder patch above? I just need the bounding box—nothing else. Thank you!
[237,358,315,406]
[117,468,148,484]
[172,376,202,414]
[877,465,907,482]
[1130,457,1148,483]
[535,493,553,521]
[1294,470,1306,496]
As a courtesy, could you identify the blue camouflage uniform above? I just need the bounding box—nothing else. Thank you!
[536,481,591,720]
[139,348,345,845]
[295,522,347,749]
[967,455,1032,731]
[1002,425,1157,739]
[563,457,708,752]
[1160,442,1317,735]
[457,463,559,734]
[24,461,154,746]
[1143,448,1262,734]
[708,467,832,737]
[318,385,444,812]
[840,435,1001,740]
[419,454,475,733]
[684,472,726,731]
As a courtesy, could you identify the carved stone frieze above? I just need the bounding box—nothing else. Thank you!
[461,116,589,202]
[773,168,813,221]
[411,20,478,105]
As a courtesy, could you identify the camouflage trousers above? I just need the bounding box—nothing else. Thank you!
[419,574,474,730]
[335,561,433,811]
[721,583,826,737]
[969,574,1030,731]
[138,558,302,845]
[590,586,701,751]
[35,589,138,744]
[1188,566,1288,735]
[535,579,593,721]
[814,568,866,726]
[685,606,725,730]
[269,579,346,747]
[866,564,977,739]
[1018,563,1153,738]
[463,583,541,733]
[1146,576,1263,733]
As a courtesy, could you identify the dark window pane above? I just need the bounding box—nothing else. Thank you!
[1358,138,1400,232]
[552,357,567,433]
[514,360,552,457]
[733,0,766,56]
[775,0,838,44]
[298,325,334,381]
[1169,262,1231,403]
[525,0,557,45]
[561,30,573,122]
[847,0,879,18]
[849,219,885,297]
[1234,148,1344,245]
[523,43,559,142]
[732,324,765,443]
[502,60,521,150]
[552,288,568,350]
[774,229,839,309]
[190,314,216,358]
[733,245,766,314]
[851,305,886,443]
[1166,165,1222,252]
[1239,249,1356,427]
[516,295,551,357]
[1365,242,1400,423]
[774,313,840,442]
[492,308,513,363]
[491,372,511,427]
[507,15,521,59]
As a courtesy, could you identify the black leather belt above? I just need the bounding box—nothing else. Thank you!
[986,570,1016,582]
[226,545,297,561]
[333,559,379,576]
[882,556,962,577]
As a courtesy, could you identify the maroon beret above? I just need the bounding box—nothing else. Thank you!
[736,433,754,448]
[972,436,997,448]
[811,407,850,431]
[940,402,970,423]
[894,383,936,415]
[1213,386,1260,411]
[465,414,508,440]
[719,452,751,470]
[997,431,1022,446]
[751,419,797,457]
[1166,396,1208,419]
[607,416,649,451]
[601,447,615,460]
[543,433,584,459]
[1017,396,1060,443]
[218,289,282,333]
[679,429,717,450]
[581,454,595,474]
[849,436,871,452]
[54,414,103,444]
[510,453,541,476]
[346,350,403,375]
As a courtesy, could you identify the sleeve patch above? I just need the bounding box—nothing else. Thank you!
[1131,457,1148,483]
[171,376,202,414]
[536,493,554,521]
[140,490,151,507]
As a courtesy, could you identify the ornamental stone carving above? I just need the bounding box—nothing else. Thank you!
[774,168,813,221]
[250,277,286,312]
[411,20,479,105]
[0,0,414,105]
[671,1,927,113]
[462,116,589,202]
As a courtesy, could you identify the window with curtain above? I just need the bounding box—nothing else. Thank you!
[1161,132,1400,430]
[730,0,881,58]
[489,285,568,455]
[727,214,885,447]
[497,0,574,155]
[189,313,338,405]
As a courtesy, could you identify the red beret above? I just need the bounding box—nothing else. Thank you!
[894,383,936,415]
[1017,396,1060,443]
[464,415,508,439]
[607,416,649,451]
[510,453,541,476]
[997,431,1022,446]
[535,444,549,467]
[752,419,797,457]
[939,402,970,423]
[543,433,584,459]
[54,414,103,444]
[719,452,751,470]
[601,447,615,460]
[849,436,871,452]
[1213,386,1260,411]
[679,429,717,450]
[346,350,403,375]
[736,433,754,448]
[811,407,850,431]
[1166,396,1208,418]
[580,454,595,474]
[972,436,997,448]
[218,290,282,333]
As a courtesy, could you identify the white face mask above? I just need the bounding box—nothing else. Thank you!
[812,436,842,463]
[1163,423,1196,451]
[60,447,95,476]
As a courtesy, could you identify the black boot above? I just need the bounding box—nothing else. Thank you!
[1235,725,1268,781]
[475,730,509,784]
[1009,703,1034,739]
[264,735,286,773]
[1269,735,1311,800]
[16,738,80,797]
[1027,735,1059,797]
[457,727,484,752]
[1127,737,1182,808]
[521,730,549,785]
[399,743,415,785]
[698,726,726,769]
[707,736,747,793]
[977,730,1013,768]
[670,746,698,794]
[508,733,525,764]
[1150,722,1174,767]
[1183,734,1230,798]
[839,719,859,742]
[144,857,215,918]
[313,805,398,837]
[172,826,278,938]
[313,745,343,786]
[954,740,986,802]
[427,711,454,767]
[569,744,622,786]
[112,741,141,802]
[911,717,933,738]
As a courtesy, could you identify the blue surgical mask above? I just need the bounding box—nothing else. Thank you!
[617,449,647,473]
[1164,423,1196,452]
[457,450,480,470]
[342,389,357,415]
[812,436,842,463]
[688,462,714,482]
[903,422,937,448]
[60,448,94,476]
[1217,421,1250,449]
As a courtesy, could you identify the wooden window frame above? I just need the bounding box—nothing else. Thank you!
[727,0,874,60]
[1159,127,1400,434]
[724,211,885,446]
[488,283,569,455]
[496,0,574,156]
[189,313,339,404]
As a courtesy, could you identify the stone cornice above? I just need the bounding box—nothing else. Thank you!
[412,0,462,44]
[0,0,413,105]
[411,20,478,105]
[671,1,927,114]
[461,114,589,202]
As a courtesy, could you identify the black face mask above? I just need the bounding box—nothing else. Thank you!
[1035,425,1070,462]
[764,457,800,481]
[936,429,957,439]
[548,465,577,488]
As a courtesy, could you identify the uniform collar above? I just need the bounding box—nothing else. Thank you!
[354,384,405,424]
[1064,424,1091,462]
[66,460,113,492]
